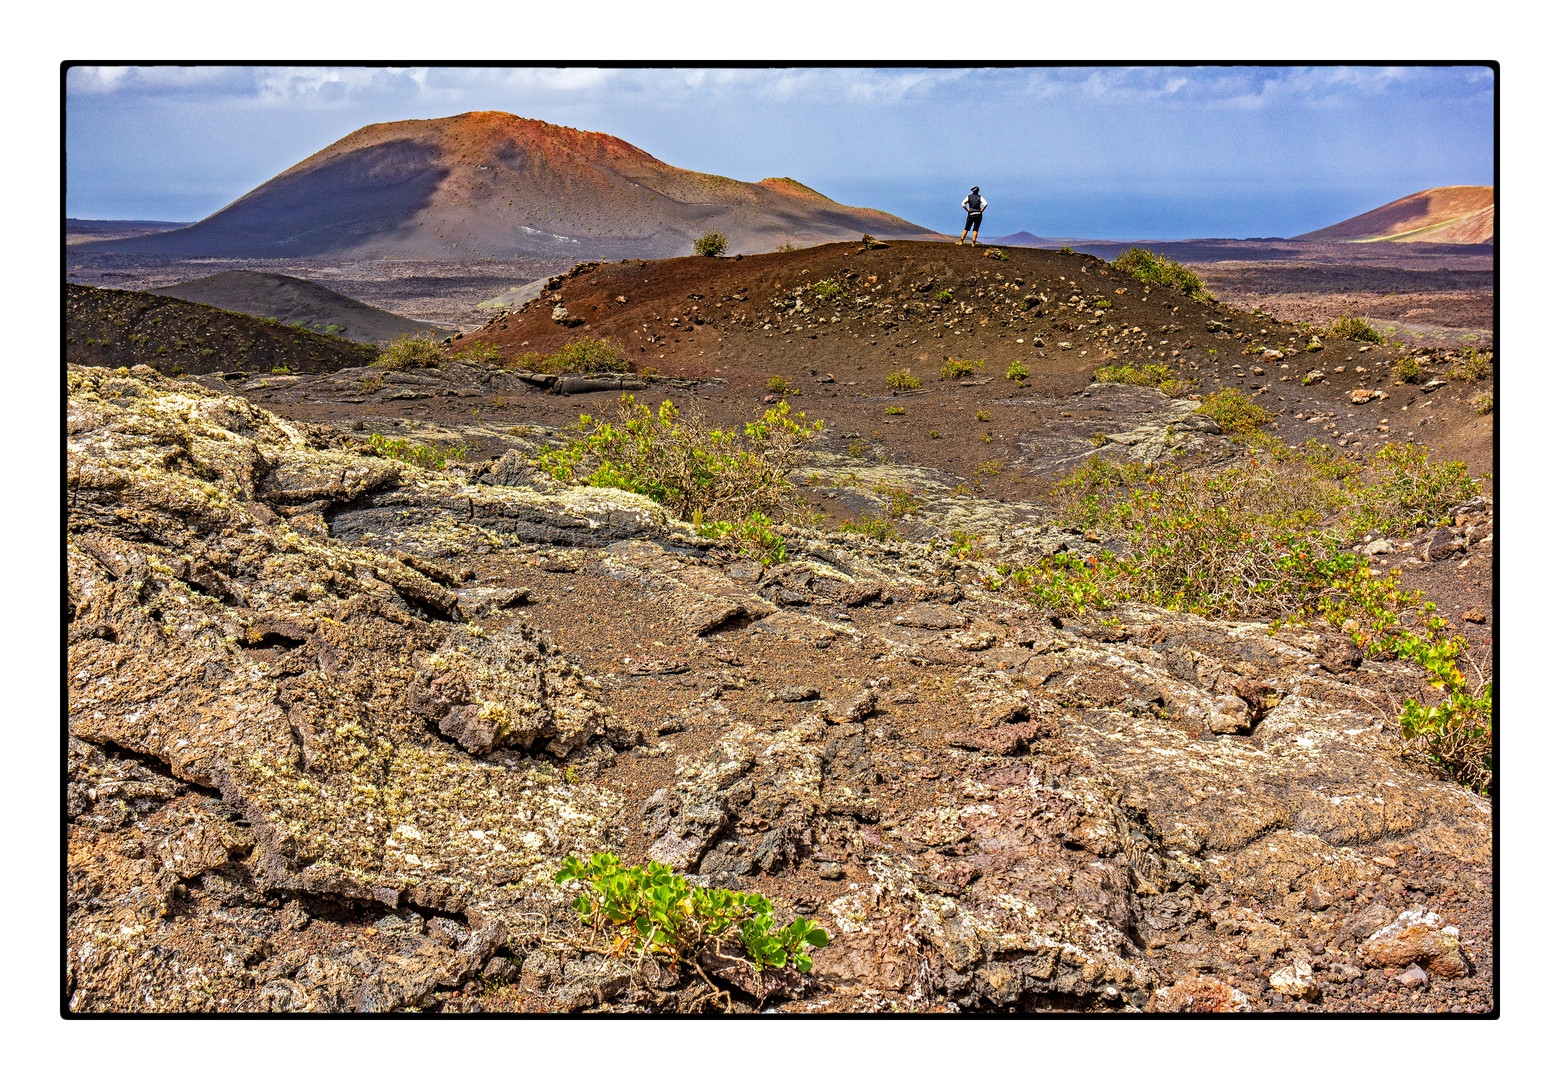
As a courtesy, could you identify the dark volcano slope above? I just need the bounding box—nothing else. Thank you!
[67,283,379,376]
[150,271,447,344]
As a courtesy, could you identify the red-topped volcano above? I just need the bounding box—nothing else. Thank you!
[84,111,941,259]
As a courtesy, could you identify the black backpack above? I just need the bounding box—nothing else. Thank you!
[968,189,982,211]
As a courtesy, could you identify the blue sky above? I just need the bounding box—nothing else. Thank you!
[65,65,1493,240]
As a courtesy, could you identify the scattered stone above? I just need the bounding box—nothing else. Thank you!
[1361,908,1469,978]
[817,861,845,880]
[1144,976,1252,1013]
[1268,959,1319,1000]
[1462,609,1486,624]
[1393,964,1429,989]
[774,685,822,703]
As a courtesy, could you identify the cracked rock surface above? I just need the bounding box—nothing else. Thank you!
[66,366,1491,1014]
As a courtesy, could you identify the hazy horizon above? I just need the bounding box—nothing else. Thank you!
[65,65,1495,242]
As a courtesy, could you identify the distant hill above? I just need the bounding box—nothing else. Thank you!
[66,219,192,245]
[66,283,379,377]
[76,111,941,260]
[1295,186,1493,244]
[149,271,447,344]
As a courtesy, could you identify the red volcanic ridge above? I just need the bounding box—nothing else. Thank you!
[88,111,941,260]
[1295,186,1493,245]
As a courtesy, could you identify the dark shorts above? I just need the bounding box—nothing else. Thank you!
[965,212,983,230]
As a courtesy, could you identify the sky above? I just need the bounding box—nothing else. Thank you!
[64,64,1495,241]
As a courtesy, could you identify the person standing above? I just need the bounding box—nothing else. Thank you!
[958,186,987,245]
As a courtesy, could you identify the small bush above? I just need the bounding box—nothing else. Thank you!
[928,430,941,440]
[1197,388,1273,442]
[450,340,502,366]
[535,395,821,525]
[773,241,803,253]
[362,434,468,471]
[766,376,791,395]
[1006,360,1029,382]
[1395,354,1424,383]
[886,406,905,416]
[838,517,899,542]
[885,370,921,392]
[934,289,954,303]
[975,410,991,422]
[809,278,845,301]
[1473,393,1494,415]
[700,512,788,565]
[940,356,982,380]
[556,853,828,976]
[695,231,728,257]
[512,337,633,375]
[376,335,445,370]
[1329,316,1384,343]
[1109,248,1213,301]
[1095,362,1183,395]
[1450,348,1491,382]
[1094,298,1113,310]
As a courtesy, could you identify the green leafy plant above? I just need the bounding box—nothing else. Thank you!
[452,340,503,366]
[767,375,791,394]
[1450,348,1490,382]
[1328,315,1384,343]
[375,335,445,370]
[535,395,821,526]
[1006,360,1029,381]
[1473,392,1493,415]
[940,356,982,380]
[695,231,728,257]
[511,337,633,374]
[1094,298,1113,310]
[885,370,921,392]
[886,406,906,416]
[1395,353,1424,383]
[362,434,469,471]
[1109,248,1213,301]
[555,854,828,976]
[1095,362,1183,394]
[975,410,991,422]
[700,512,789,565]
[934,289,954,303]
[1196,388,1273,442]
[928,429,941,440]
[809,277,845,301]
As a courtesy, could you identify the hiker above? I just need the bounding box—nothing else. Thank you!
[958,186,987,245]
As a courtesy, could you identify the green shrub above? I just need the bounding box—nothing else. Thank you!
[700,512,788,565]
[362,434,468,471]
[766,375,791,395]
[940,356,982,380]
[1109,248,1213,301]
[376,335,445,370]
[885,370,921,392]
[512,337,633,374]
[1473,392,1493,415]
[838,517,899,542]
[452,340,503,366]
[1352,442,1480,535]
[1006,360,1029,382]
[695,231,728,257]
[1094,298,1113,310]
[809,278,845,301]
[934,289,954,303]
[1328,316,1384,343]
[1095,362,1183,395]
[535,395,821,525]
[1450,348,1491,382]
[1197,388,1273,441]
[975,410,991,422]
[886,406,905,415]
[1395,353,1424,383]
[556,853,828,976]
